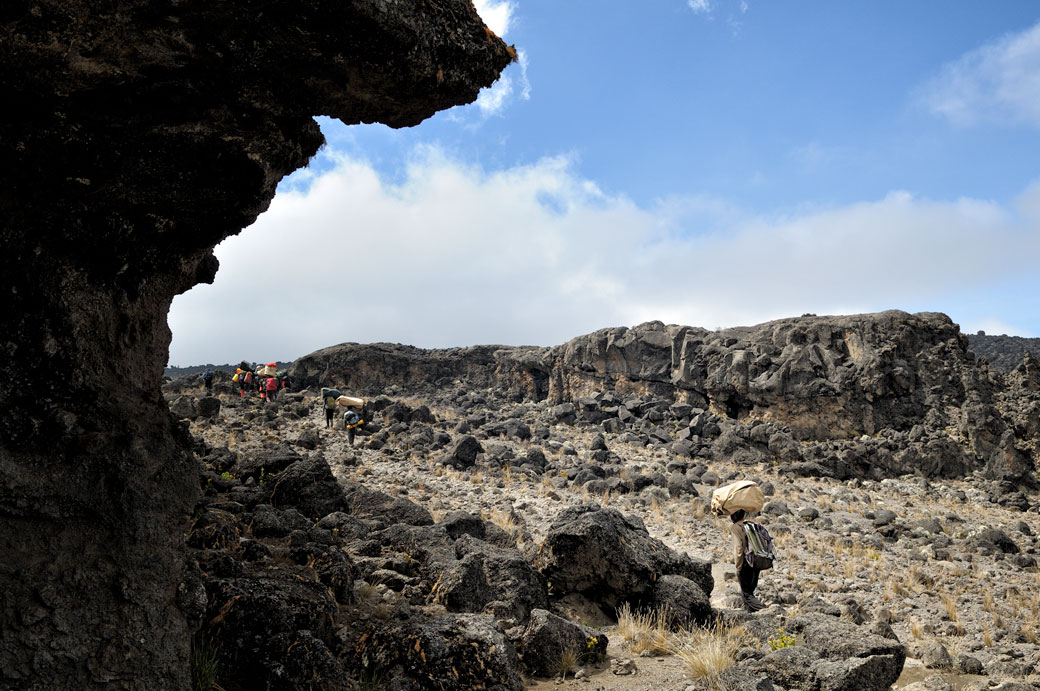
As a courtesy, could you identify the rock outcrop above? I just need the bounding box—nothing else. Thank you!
[290,311,1038,486]
[0,2,512,688]
[967,333,1040,374]
[533,504,713,621]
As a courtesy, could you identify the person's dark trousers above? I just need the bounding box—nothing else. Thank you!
[738,565,764,611]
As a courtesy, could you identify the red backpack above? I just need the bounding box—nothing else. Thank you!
[266,377,277,392]
[243,371,254,385]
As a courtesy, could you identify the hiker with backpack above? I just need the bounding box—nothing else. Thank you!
[729,509,769,612]
[233,368,246,398]
[343,408,363,445]
[711,479,777,613]
[323,392,337,428]
[265,374,278,402]
[202,369,214,392]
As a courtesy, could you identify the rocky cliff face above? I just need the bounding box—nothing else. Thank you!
[968,332,1040,373]
[292,311,1038,487]
[0,2,511,688]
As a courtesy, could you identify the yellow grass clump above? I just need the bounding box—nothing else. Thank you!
[614,602,672,656]
[670,617,746,690]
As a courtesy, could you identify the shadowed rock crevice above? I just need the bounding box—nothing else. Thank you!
[0,2,512,688]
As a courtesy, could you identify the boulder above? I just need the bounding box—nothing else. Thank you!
[532,505,712,615]
[341,483,433,527]
[266,453,347,519]
[902,675,954,691]
[441,434,484,469]
[515,609,608,678]
[744,612,906,691]
[970,527,1020,554]
[439,510,514,547]
[197,396,221,419]
[649,574,713,627]
[437,535,549,621]
[751,645,820,690]
[337,613,524,691]
[551,403,577,424]
[187,508,239,550]
[169,395,198,420]
[295,429,321,450]
[203,566,339,689]
[920,640,952,669]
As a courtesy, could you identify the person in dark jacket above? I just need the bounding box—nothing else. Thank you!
[728,509,765,612]
[343,409,363,445]
[323,393,337,429]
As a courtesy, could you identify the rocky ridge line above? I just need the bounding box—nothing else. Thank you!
[290,311,1039,490]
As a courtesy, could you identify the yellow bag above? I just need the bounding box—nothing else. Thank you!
[232,372,240,382]
[711,480,765,516]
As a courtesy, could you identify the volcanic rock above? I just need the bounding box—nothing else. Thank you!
[0,2,512,685]
[533,504,712,614]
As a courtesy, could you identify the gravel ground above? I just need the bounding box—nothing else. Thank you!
[188,387,1040,689]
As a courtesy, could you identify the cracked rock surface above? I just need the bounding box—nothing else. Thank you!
[0,2,511,688]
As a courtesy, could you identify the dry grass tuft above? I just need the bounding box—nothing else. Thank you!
[485,509,524,542]
[615,602,672,656]
[909,619,923,639]
[670,617,746,690]
[940,593,960,623]
[549,647,578,679]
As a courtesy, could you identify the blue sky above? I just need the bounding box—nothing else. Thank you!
[169,1,1040,366]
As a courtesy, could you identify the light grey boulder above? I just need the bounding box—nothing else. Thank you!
[920,640,952,669]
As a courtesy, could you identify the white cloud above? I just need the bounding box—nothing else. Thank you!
[168,153,1040,365]
[920,21,1040,128]
[475,48,530,116]
[688,0,713,14]
[472,0,514,38]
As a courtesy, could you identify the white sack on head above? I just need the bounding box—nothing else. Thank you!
[711,480,765,516]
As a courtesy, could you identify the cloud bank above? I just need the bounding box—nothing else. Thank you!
[168,150,1040,365]
[920,20,1040,128]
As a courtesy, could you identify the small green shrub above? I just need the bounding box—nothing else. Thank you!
[768,625,796,650]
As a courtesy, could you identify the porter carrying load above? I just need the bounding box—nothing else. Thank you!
[711,480,765,517]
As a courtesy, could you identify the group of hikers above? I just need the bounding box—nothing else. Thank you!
[232,365,289,403]
[199,364,290,405]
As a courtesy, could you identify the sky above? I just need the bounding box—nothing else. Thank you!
[168,0,1040,366]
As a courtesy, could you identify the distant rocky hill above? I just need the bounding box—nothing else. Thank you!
[967,332,1040,373]
[290,311,1040,488]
